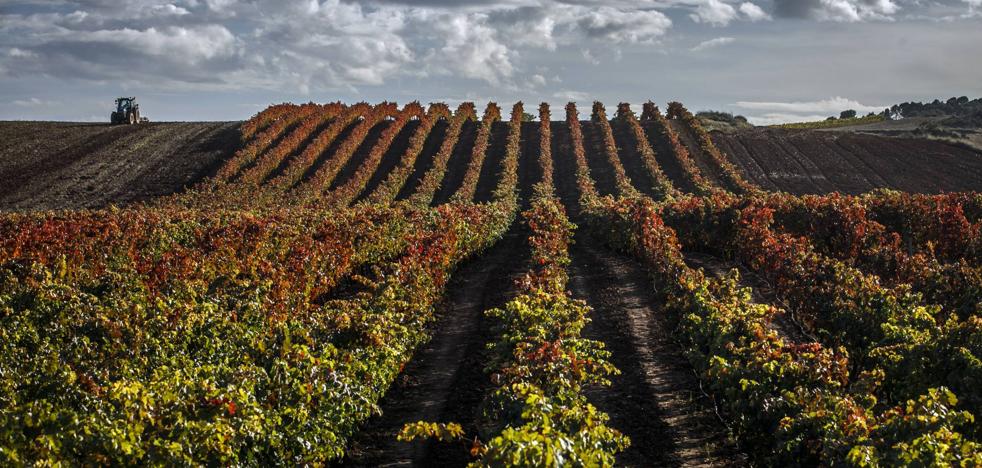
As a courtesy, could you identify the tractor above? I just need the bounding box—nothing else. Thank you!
[110,97,147,125]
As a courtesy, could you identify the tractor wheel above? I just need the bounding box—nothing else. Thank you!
[129,113,136,125]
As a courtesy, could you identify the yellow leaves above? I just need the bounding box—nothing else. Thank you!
[397,421,465,443]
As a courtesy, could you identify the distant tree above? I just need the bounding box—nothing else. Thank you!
[947,97,960,106]
[840,109,857,119]
[958,96,969,105]
[827,116,838,121]
[522,112,535,122]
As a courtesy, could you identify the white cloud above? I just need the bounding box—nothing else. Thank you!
[734,96,885,114]
[77,25,240,63]
[151,4,191,16]
[489,7,559,51]
[739,2,773,21]
[576,7,672,43]
[690,0,739,25]
[581,49,601,65]
[531,74,547,86]
[7,48,38,58]
[13,97,60,107]
[963,0,981,16]
[431,13,515,85]
[774,0,900,21]
[735,97,887,124]
[691,36,735,51]
[553,90,591,102]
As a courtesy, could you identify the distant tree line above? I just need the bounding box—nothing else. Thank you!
[695,110,749,125]
[882,96,982,126]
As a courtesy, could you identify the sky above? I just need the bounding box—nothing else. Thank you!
[1,0,980,124]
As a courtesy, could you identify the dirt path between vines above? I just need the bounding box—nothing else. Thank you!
[569,240,745,467]
[341,224,529,467]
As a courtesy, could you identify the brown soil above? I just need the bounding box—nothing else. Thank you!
[712,128,982,194]
[340,224,529,467]
[579,121,620,197]
[390,120,449,202]
[569,241,745,467]
[473,121,510,203]
[551,121,582,216]
[668,120,729,190]
[430,120,478,205]
[549,123,747,466]
[329,121,392,191]
[0,121,239,211]
[640,120,700,194]
[611,121,660,199]
[296,119,361,189]
[355,120,422,202]
[517,121,543,210]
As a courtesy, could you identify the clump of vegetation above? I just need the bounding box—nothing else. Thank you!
[695,110,753,132]
[773,113,885,129]
[886,96,979,118]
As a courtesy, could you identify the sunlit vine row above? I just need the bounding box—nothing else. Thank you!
[324,102,426,207]
[667,101,759,195]
[451,103,502,203]
[590,101,638,197]
[615,102,678,201]
[364,103,457,205]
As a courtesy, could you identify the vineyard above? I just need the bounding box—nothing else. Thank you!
[1,100,981,466]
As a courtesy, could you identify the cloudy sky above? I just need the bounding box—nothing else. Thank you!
[1,0,980,123]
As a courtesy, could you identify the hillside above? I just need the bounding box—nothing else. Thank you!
[2,112,980,211]
[0,121,239,210]
[2,101,981,467]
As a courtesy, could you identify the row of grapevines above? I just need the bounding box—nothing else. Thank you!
[666,102,758,195]
[489,102,523,205]
[590,102,638,197]
[268,103,373,191]
[238,103,297,143]
[398,103,477,206]
[863,189,982,264]
[451,103,502,203]
[537,103,554,192]
[236,102,345,186]
[214,103,321,182]
[640,102,719,196]
[583,195,980,465]
[0,199,513,464]
[0,204,441,325]
[403,113,627,464]
[324,102,427,207]
[614,103,678,201]
[755,192,982,321]
[658,194,982,433]
[564,102,600,208]
[293,102,400,201]
[362,103,456,205]
[476,194,627,466]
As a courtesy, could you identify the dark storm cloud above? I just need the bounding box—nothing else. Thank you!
[773,0,816,17]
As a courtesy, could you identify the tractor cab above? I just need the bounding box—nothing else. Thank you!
[116,97,135,113]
